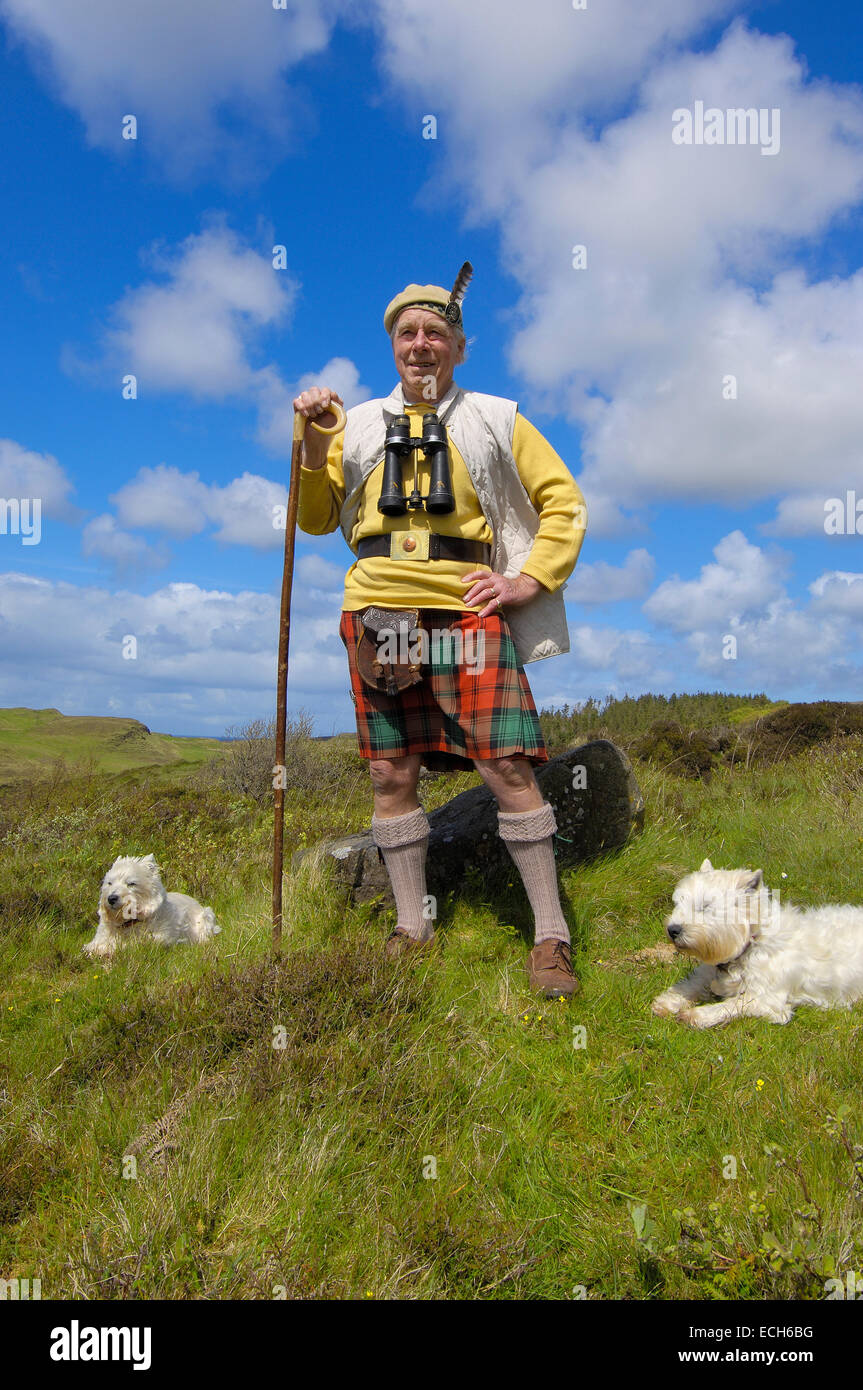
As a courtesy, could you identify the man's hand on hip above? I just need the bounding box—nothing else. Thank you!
[462,570,542,618]
[293,386,344,469]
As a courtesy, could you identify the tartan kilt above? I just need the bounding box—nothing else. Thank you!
[339,607,549,772]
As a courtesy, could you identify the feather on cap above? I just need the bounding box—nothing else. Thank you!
[444,262,473,324]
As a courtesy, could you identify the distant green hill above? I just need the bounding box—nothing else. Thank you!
[0,707,228,786]
[724,700,789,725]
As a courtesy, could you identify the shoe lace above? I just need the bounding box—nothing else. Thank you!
[550,940,572,971]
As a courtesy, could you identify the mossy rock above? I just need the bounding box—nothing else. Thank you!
[297,739,644,906]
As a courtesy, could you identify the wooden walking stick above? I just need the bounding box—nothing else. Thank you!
[273,398,346,947]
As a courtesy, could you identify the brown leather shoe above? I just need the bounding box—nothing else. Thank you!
[384,927,434,960]
[526,939,580,999]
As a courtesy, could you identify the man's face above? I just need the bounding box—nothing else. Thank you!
[392,307,464,402]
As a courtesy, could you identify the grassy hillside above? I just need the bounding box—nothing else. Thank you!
[1,713,862,1300]
[0,707,228,786]
[725,701,789,725]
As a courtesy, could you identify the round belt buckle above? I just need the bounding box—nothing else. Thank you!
[402,536,417,553]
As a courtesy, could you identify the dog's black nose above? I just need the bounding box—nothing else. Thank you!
[667,923,683,941]
[107,894,119,907]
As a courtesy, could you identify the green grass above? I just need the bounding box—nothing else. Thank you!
[725,701,790,726]
[0,706,228,786]
[1,735,862,1300]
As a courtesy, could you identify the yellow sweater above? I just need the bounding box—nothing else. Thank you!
[298,400,586,610]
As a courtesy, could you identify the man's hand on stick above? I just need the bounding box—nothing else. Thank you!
[293,386,344,468]
[461,569,542,618]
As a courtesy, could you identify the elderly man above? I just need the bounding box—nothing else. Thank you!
[294,267,587,998]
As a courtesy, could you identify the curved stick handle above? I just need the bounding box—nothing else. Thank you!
[275,396,347,946]
[293,400,347,442]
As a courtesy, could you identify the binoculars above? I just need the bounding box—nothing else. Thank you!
[378,413,455,516]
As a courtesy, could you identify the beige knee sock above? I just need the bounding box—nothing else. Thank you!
[497,801,570,945]
[371,807,433,941]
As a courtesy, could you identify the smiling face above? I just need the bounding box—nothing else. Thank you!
[391,307,465,402]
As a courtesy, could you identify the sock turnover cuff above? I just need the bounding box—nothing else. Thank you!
[497,800,557,844]
[371,806,430,849]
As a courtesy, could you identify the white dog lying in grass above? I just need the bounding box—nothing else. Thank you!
[651,859,863,1028]
[84,854,221,958]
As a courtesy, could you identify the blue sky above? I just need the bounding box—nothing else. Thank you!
[1,0,862,736]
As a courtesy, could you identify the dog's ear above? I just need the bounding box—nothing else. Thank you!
[699,858,713,872]
[743,869,764,891]
[142,853,156,864]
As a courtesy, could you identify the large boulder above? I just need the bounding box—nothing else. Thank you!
[296,739,644,905]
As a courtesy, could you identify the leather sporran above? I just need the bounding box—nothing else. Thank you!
[357,606,424,697]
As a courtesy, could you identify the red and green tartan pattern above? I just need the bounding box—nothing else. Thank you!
[339,607,549,772]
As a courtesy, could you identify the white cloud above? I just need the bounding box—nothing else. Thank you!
[109,464,289,550]
[371,0,737,154]
[296,553,345,599]
[296,553,343,587]
[567,623,662,679]
[0,0,345,181]
[525,622,678,711]
[552,538,863,702]
[88,223,296,399]
[809,570,863,615]
[644,530,786,632]
[206,474,292,548]
[67,223,371,462]
[763,491,863,539]
[761,493,833,537]
[110,465,211,538]
[81,514,168,573]
[571,493,645,539]
[0,438,80,521]
[643,530,863,692]
[567,548,655,604]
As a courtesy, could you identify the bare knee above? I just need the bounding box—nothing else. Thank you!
[369,756,421,802]
[475,755,533,792]
[474,756,543,811]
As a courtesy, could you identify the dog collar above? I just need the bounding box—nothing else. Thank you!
[716,939,754,972]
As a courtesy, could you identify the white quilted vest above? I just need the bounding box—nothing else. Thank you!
[340,381,571,664]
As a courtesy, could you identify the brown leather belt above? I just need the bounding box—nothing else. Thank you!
[357,535,491,563]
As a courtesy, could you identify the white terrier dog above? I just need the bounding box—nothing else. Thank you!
[84,854,221,958]
[651,859,863,1028]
